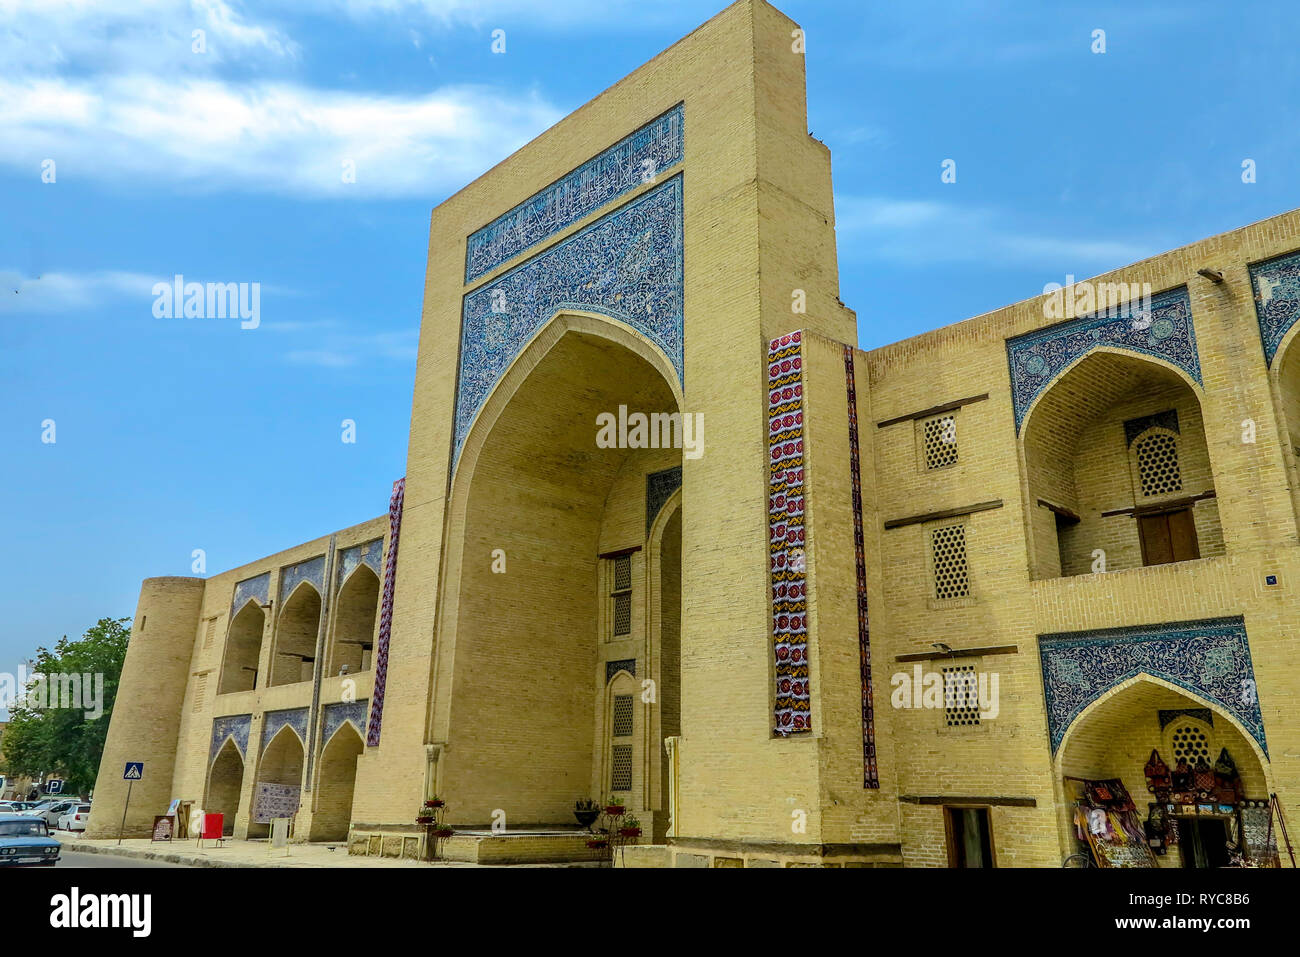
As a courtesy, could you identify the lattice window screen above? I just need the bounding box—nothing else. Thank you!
[931,524,969,600]
[613,554,632,590]
[941,664,980,727]
[1170,723,1211,764]
[1135,432,1182,497]
[923,414,959,470]
[611,744,633,791]
[612,694,634,737]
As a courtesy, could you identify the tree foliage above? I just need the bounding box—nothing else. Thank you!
[2,617,131,796]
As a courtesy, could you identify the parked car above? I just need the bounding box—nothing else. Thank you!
[0,813,60,866]
[25,800,77,827]
[57,805,91,832]
[2,801,41,812]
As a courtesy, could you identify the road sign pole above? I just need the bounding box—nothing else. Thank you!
[117,779,133,846]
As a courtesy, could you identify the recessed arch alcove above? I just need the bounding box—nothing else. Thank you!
[430,311,684,826]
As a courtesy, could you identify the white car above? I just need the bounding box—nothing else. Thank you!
[57,804,91,831]
[26,800,77,827]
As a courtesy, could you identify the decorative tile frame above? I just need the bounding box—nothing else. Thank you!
[337,538,383,588]
[1158,707,1214,730]
[1250,249,1300,365]
[260,708,309,753]
[1038,616,1265,756]
[209,714,252,761]
[1123,408,1179,446]
[843,346,879,786]
[230,573,270,616]
[279,555,326,601]
[454,174,685,467]
[465,103,684,283]
[768,332,810,735]
[606,658,636,684]
[1008,286,1199,432]
[366,478,405,746]
[321,700,368,748]
[645,465,682,535]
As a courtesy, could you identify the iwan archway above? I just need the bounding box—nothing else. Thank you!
[428,312,685,829]
[1054,675,1275,868]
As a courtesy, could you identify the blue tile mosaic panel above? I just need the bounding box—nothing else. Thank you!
[230,573,270,615]
[645,466,682,535]
[337,539,383,588]
[1038,616,1265,756]
[454,174,684,466]
[321,700,368,747]
[279,556,326,601]
[1007,286,1199,432]
[1249,249,1300,365]
[209,713,252,760]
[260,707,309,753]
[465,103,683,283]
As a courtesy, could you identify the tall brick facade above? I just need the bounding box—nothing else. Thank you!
[89,0,1300,868]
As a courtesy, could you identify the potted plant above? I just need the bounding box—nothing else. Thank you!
[604,795,626,816]
[574,798,601,830]
[426,797,446,809]
[618,814,642,839]
[432,827,454,839]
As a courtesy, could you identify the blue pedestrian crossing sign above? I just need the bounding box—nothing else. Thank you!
[123,762,144,781]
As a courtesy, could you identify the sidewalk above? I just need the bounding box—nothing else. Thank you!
[56,832,480,868]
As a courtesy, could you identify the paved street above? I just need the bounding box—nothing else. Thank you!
[56,850,189,868]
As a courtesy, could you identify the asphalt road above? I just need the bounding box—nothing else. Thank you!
[54,850,189,868]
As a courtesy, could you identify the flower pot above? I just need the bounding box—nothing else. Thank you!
[586,840,609,849]
[416,817,434,825]
[619,827,642,838]
[604,805,625,816]
[426,800,445,809]
[574,809,600,829]
[432,829,454,839]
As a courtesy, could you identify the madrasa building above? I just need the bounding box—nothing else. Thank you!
[87,0,1300,868]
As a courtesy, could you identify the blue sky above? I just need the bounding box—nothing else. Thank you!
[2,0,1298,676]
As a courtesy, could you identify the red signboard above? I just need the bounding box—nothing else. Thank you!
[202,813,223,840]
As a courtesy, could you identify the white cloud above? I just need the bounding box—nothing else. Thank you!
[0,0,297,74]
[834,195,1157,270]
[0,74,562,197]
[0,268,157,314]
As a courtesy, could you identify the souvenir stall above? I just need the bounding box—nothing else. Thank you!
[1067,748,1285,868]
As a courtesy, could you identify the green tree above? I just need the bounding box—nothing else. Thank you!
[2,617,130,796]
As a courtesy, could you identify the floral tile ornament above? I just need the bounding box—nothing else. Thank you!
[454,174,684,468]
[465,103,683,283]
[260,708,309,753]
[209,713,252,760]
[1038,616,1265,755]
[1249,248,1300,365]
[230,572,269,615]
[1007,286,1200,432]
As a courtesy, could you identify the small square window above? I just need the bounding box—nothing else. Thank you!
[922,414,958,470]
